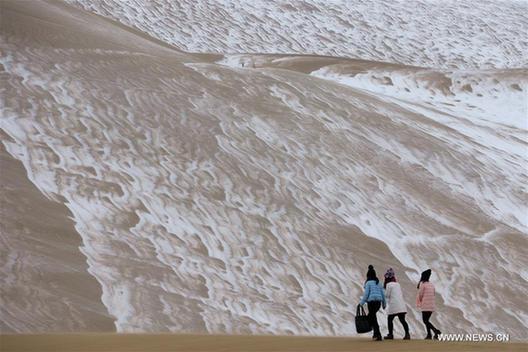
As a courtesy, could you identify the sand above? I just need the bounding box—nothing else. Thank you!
[2,0,527,341]
[2,334,526,352]
[0,140,115,332]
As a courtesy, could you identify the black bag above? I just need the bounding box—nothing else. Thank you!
[355,304,372,333]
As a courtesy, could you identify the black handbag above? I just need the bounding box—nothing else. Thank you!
[355,304,372,333]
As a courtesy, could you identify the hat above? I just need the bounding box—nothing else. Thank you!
[367,265,377,281]
[420,269,432,282]
[384,268,395,280]
[417,269,432,288]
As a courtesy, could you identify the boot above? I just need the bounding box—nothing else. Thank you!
[384,334,394,340]
[433,330,442,340]
[373,335,383,341]
[403,333,411,340]
[425,334,432,340]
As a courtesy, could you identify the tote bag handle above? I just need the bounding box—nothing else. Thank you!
[356,304,366,316]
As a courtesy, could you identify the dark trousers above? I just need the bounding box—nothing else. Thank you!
[367,301,381,337]
[422,311,439,336]
[387,312,409,336]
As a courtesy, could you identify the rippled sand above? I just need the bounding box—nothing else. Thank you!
[1,0,527,341]
[66,0,528,69]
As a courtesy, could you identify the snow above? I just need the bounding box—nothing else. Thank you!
[66,0,528,69]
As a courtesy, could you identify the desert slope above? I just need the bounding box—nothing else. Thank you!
[66,0,528,69]
[1,0,527,341]
[0,141,115,332]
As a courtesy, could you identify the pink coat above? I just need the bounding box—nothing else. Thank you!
[416,282,436,312]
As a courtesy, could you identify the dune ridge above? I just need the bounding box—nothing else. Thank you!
[66,0,528,69]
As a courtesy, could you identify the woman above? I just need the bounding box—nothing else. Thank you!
[383,268,410,340]
[416,269,442,339]
[359,265,386,341]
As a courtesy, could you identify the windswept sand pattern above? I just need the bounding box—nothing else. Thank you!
[0,142,115,332]
[66,0,528,69]
[220,54,528,231]
[1,0,528,340]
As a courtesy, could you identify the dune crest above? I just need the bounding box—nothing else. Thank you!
[66,0,528,69]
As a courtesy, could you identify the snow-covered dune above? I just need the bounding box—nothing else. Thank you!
[65,0,528,69]
[1,0,527,341]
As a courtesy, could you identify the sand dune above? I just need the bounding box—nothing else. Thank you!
[0,142,115,332]
[1,0,527,343]
[66,0,528,69]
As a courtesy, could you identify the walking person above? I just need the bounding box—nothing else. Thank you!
[383,268,411,340]
[416,269,442,339]
[359,265,386,341]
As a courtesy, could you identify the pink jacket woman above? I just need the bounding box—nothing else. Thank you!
[416,281,435,312]
[416,269,441,339]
